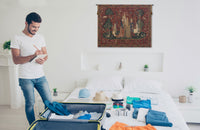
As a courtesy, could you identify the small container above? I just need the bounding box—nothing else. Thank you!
[144,68,149,72]
[113,101,123,109]
[144,64,149,72]
[53,88,58,96]
[53,91,58,96]
[188,93,193,103]
[179,95,186,103]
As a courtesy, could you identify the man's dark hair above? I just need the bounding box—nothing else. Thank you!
[26,12,42,24]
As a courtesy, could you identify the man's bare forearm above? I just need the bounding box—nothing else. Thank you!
[12,54,36,64]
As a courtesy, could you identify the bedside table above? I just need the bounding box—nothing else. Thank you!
[52,91,70,102]
[173,97,200,123]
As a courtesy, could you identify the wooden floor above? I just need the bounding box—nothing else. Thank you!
[0,105,200,130]
[0,105,29,130]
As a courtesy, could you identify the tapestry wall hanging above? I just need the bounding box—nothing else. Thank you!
[98,5,152,47]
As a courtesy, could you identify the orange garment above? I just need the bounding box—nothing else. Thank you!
[109,122,157,130]
[109,122,128,130]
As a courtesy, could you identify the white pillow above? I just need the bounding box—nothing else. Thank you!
[124,78,163,94]
[85,75,123,91]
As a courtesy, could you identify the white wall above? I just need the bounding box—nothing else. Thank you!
[1,0,200,105]
[0,66,10,104]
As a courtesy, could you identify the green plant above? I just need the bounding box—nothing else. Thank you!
[3,40,11,50]
[187,86,195,93]
[144,64,149,68]
[53,88,57,93]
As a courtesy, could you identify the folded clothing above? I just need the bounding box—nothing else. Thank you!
[73,111,101,120]
[140,96,158,105]
[146,110,173,127]
[78,114,91,120]
[137,108,149,122]
[132,99,151,109]
[126,96,141,104]
[74,111,91,120]
[49,113,74,120]
[109,121,156,130]
[132,108,149,121]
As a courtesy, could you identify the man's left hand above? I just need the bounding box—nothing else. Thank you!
[35,58,45,64]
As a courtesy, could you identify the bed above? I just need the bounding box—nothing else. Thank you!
[63,75,189,130]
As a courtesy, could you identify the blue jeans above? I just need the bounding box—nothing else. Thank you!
[19,76,52,125]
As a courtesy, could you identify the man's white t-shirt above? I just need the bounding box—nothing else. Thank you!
[11,32,46,79]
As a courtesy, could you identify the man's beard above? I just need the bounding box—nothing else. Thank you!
[28,24,36,35]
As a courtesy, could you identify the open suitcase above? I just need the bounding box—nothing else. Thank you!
[28,102,106,130]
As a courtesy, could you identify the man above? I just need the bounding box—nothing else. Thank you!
[10,12,52,125]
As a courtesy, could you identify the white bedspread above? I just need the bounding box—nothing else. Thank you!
[63,88,189,130]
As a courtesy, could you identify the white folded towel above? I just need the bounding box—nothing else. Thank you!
[137,108,149,122]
